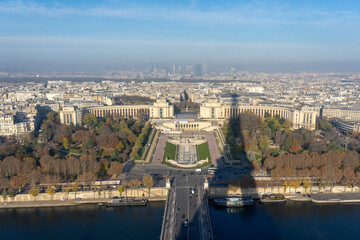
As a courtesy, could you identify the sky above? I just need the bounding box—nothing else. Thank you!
[0,0,360,73]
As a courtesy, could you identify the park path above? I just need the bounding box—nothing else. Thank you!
[204,131,223,167]
[144,130,160,163]
[151,133,169,165]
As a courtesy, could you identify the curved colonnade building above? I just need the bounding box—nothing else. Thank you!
[60,98,317,130]
[322,107,360,133]
[199,99,317,130]
[60,99,174,126]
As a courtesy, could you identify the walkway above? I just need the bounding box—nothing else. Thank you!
[151,133,168,165]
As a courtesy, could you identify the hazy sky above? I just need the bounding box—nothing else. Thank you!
[1,0,360,72]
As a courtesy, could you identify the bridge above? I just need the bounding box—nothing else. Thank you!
[160,183,213,240]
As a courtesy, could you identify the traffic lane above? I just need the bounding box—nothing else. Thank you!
[175,188,188,240]
[189,189,200,240]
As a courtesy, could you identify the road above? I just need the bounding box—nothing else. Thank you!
[162,186,213,240]
[160,171,213,240]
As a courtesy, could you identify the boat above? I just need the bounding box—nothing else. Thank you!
[260,194,287,203]
[212,197,254,207]
[105,197,148,207]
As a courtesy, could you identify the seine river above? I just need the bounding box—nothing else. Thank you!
[1,201,360,240]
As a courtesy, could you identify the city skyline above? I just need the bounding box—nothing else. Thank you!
[1,0,360,72]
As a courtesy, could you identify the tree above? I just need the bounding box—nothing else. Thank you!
[45,187,56,200]
[1,156,22,178]
[71,183,79,199]
[29,188,40,201]
[26,170,41,188]
[289,144,300,154]
[22,157,36,173]
[108,162,123,177]
[0,175,10,190]
[117,185,125,197]
[142,175,154,197]
[133,179,142,197]
[10,175,27,194]
[258,135,269,157]
[128,132,137,144]
[282,119,291,129]
[83,113,97,128]
[116,141,125,152]
[291,180,301,192]
[251,162,261,174]
[2,189,7,202]
[9,189,15,202]
[342,167,357,191]
[96,126,119,149]
[64,186,71,200]
[302,179,312,193]
[54,125,70,143]
[63,137,69,150]
[128,180,140,197]
[283,181,291,193]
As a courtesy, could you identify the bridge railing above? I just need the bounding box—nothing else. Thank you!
[160,188,171,240]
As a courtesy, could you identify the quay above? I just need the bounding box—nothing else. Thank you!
[287,192,360,203]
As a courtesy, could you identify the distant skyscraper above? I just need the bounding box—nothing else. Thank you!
[185,64,194,75]
[194,64,202,76]
[202,62,207,76]
[146,63,156,74]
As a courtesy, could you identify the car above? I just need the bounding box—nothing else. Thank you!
[184,219,188,227]
[182,214,185,218]
[296,192,301,194]
[76,197,82,200]
[61,198,66,201]
[112,196,119,199]
[177,208,180,213]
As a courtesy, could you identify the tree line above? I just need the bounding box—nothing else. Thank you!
[264,150,360,188]
[0,111,152,195]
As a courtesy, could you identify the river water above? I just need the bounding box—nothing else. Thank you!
[0,202,165,240]
[1,201,360,240]
[210,201,360,240]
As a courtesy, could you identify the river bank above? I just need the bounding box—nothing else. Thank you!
[287,192,360,203]
[0,197,166,209]
[0,187,167,205]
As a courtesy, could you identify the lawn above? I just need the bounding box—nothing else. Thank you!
[198,142,211,161]
[163,142,177,161]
